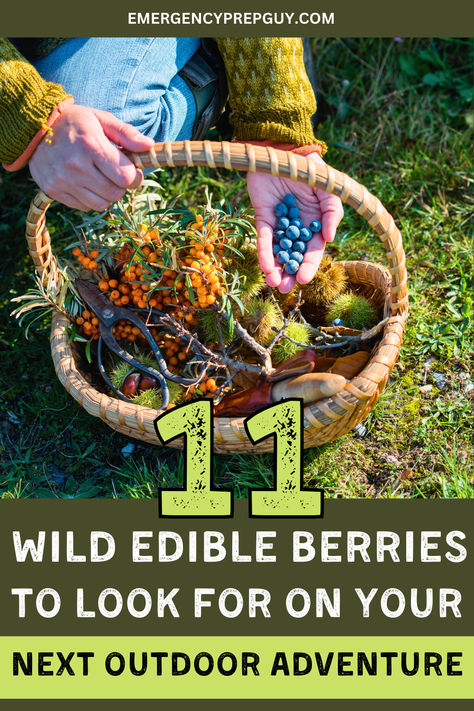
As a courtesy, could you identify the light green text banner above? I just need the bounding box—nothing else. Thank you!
[1,636,472,699]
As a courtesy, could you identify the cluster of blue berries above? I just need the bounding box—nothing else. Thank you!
[273,194,321,275]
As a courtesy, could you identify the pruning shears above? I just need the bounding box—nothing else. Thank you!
[75,279,205,409]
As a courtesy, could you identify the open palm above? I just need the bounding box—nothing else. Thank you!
[247,152,344,293]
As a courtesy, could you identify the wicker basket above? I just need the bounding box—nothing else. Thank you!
[25,140,408,454]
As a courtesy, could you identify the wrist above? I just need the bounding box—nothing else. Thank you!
[2,97,74,172]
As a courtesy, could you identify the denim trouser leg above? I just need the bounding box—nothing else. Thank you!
[34,38,200,142]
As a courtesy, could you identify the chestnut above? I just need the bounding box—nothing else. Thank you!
[139,375,159,393]
[121,372,141,399]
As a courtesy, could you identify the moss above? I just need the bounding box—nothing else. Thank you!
[272,321,311,364]
[326,292,378,330]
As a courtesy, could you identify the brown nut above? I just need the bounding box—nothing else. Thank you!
[121,372,141,399]
[139,375,159,392]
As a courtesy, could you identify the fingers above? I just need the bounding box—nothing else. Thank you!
[92,110,149,190]
[265,267,283,288]
[93,109,155,151]
[319,193,344,243]
[93,139,144,190]
[279,273,297,293]
[86,166,130,203]
[50,192,95,212]
[256,220,277,274]
[296,232,326,284]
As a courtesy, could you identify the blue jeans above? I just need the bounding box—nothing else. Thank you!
[34,38,200,142]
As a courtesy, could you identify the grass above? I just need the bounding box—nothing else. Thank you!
[1,38,473,500]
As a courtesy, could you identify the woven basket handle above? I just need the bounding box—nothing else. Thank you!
[25,140,408,315]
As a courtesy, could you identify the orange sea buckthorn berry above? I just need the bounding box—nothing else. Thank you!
[109,279,118,289]
[98,280,108,292]
[76,316,84,326]
[88,261,98,270]
[198,380,207,393]
[206,378,217,393]
[206,295,216,305]
[72,247,82,257]
[89,250,99,259]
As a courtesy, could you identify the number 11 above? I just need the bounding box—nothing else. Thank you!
[154,399,322,517]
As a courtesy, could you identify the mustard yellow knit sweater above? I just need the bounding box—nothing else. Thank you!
[0,37,323,166]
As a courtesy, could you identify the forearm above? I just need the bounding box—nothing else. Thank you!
[0,38,70,166]
[217,37,325,151]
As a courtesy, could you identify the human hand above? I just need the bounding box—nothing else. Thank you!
[247,151,344,293]
[29,104,155,211]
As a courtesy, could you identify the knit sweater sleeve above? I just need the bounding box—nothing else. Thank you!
[217,37,323,149]
[0,38,70,165]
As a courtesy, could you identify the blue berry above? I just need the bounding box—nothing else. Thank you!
[299,227,312,242]
[277,217,290,230]
[273,229,285,243]
[292,240,306,253]
[285,260,300,275]
[285,225,300,241]
[276,250,290,265]
[288,206,300,219]
[273,244,281,256]
[279,237,293,251]
[290,251,304,264]
[332,318,345,327]
[309,220,322,233]
[283,193,297,207]
[274,202,288,218]
[290,218,303,229]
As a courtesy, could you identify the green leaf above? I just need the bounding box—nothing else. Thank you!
[85,341,92,364]
[185,274,195,304]
[225,297,234,339]
[398,54,419,78]
[229,293,245,316]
